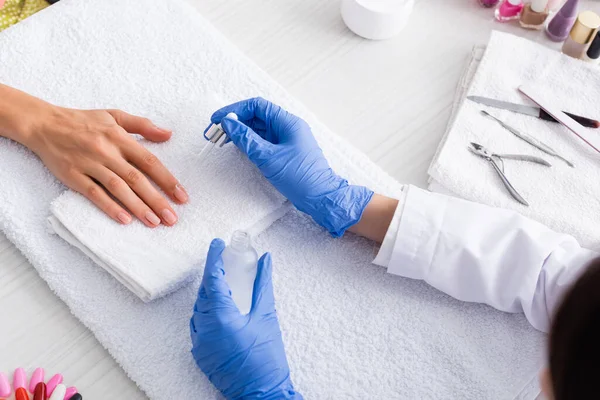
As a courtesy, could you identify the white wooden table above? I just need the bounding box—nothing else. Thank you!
[1,0,597,398]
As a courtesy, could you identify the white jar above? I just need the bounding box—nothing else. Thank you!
[341,0,415,40]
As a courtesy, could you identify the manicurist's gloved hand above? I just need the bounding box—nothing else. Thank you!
[190,239,302,400]
[211,98,373,237]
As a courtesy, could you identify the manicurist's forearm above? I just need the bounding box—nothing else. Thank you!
[348,194,399,243]
[0,83,51,146]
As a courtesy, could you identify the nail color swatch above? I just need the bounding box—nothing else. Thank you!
[0,368,79,400]
[48,383,65,400]
[63,386,77,400]
[46,374,63,397]
[29,368,44,393]
[33,382,46,400]
[0,372,11,398]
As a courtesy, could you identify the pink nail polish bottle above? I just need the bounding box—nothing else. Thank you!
[495,0,525,22]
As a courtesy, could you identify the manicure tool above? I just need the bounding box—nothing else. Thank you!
[468,142,551,206]
[468,95,600,129]
[519,85,600,155]
[481,110,575,167]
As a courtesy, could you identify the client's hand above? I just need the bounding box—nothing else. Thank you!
[190,239,302,400]
[211,98,373,237]
[0,83,187,227]
[23,102,186,227]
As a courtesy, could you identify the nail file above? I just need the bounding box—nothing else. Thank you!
[519,85,600,154]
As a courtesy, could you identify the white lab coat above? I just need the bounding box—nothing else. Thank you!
[374,185,598,333]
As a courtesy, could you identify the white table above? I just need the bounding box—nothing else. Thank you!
[1,0,597,398]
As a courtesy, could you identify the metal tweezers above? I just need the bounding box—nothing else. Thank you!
[481,110,575,168]
[468,142,551,207]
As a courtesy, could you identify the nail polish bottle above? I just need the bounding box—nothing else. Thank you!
[546,0,579,41]
[547,0,564,12]
[562,11,600,59]
[520,0,549,29]
[479,0,500,7]
[584,31,600,64]
[495,0,524,22]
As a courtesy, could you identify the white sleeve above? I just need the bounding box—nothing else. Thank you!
[379,185,598,333]
[372,187,407,267]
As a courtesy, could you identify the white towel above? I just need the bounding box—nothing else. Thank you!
[0,2,544,399]
[48,93,288,302]
[429,31,600,250]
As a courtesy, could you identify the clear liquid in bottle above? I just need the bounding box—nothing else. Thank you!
[221,231,258,315]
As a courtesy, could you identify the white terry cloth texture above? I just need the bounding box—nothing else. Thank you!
[48,93,288,302]
[0,2,544,399]
[429,31,600,250]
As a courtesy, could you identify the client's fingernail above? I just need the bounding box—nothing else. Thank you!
[117,212,132,224]
[145,211,161,226]
[173,184,188,203]
[161,209,178,225]
[154,124,171,134]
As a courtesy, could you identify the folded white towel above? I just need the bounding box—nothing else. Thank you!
[48,94,288,302]
[0,2,544,399]
[429,31,600,250]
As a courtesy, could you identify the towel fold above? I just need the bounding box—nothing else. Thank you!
[429,31,600,250]
[48,94,287,302]
[0,3,544,399]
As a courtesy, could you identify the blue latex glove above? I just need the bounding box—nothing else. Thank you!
[190,239,302,400]
[211,98,373,237]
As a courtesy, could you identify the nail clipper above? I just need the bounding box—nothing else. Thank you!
[468,142,551,207]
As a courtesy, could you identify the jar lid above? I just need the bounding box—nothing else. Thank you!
[341,0,414,40]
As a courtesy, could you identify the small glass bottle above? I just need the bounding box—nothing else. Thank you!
[562,11,600,59]
[495,0,525,22]
[520,0,549,29]
[479,0,500,7]
[221,231,259,315]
